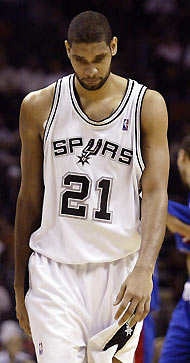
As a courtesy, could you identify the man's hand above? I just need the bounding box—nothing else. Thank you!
[15,290,31,336]
[113,266,153,327]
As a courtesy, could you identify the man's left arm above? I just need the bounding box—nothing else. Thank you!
[114,90,169,327]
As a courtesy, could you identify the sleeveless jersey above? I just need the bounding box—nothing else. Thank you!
[29,74,147,264]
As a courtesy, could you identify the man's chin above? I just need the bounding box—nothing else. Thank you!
[79,79,103,91]
[75,72,111,91]
[82,84,102,91]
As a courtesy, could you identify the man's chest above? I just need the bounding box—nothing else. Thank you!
[80,96,123,121]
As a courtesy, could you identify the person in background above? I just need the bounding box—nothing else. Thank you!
[159,135,190,363]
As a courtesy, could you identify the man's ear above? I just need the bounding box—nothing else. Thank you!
[65,40,71,58]
[110,36,118,56]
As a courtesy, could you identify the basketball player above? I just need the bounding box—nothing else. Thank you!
[14,11,169,363]
[159,135,190,363]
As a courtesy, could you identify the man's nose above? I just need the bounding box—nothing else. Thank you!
[84,64,98,78]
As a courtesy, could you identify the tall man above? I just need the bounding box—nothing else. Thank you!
[14,11,169,363]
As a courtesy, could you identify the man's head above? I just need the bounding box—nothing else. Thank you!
[177,135,190,187]
[67,11,112,46]
[65,11,117,90]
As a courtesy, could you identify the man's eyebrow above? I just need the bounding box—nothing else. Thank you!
[72,53,107,61]
[72,55,86,60]
[94,53,107,60]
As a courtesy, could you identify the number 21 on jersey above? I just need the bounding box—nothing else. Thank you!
[60,172,113,223]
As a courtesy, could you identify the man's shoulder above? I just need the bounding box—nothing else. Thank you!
[19,81,59,137]
[22,81,56,114]
[20,81,60,135]
[141,88,168,132]
[143,89,165,106]
[21,73,71,116]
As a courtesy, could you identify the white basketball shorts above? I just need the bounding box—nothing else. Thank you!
[25,251,142,363]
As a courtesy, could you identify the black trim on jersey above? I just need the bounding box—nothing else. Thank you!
[69,75,134,126]
[135,85,147,172]
[24,262,29,298]
[139,87,148,160]
[103,323,136,353]
[44,79,62,143]
[139,186,142,221]
[73,81,84,112]
[43,80,58,143]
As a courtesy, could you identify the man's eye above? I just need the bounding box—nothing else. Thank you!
[76,58,88,65]
[81,60,88,65]
[93,56,106,64]
[93,59,102,64]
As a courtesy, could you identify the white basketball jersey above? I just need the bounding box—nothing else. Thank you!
[29,74,147,264]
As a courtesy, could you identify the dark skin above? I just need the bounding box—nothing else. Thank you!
[14,38,169,363]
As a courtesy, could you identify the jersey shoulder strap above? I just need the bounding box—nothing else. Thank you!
[43,77,63,143]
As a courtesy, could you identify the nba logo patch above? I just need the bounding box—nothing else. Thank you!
[39,342,43,355]
[122,118,129,131]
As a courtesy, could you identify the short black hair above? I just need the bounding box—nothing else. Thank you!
[180,135,190,157]
[68,11,112,46]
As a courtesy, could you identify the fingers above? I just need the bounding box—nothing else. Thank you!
[114,290,133,322]
[113,283,126,306]
[16,310,31,336]
[19,317,31,336]
[127,299,150,328]
[115,297,137,326]
[114,293,151,327]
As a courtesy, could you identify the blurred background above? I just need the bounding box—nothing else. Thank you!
[0,0,190,361]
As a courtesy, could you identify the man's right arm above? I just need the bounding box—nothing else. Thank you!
[14,87,53,334]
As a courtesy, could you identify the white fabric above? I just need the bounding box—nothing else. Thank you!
[25,251,142,362]
[29,74,147,264]
[182,281,190,301]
